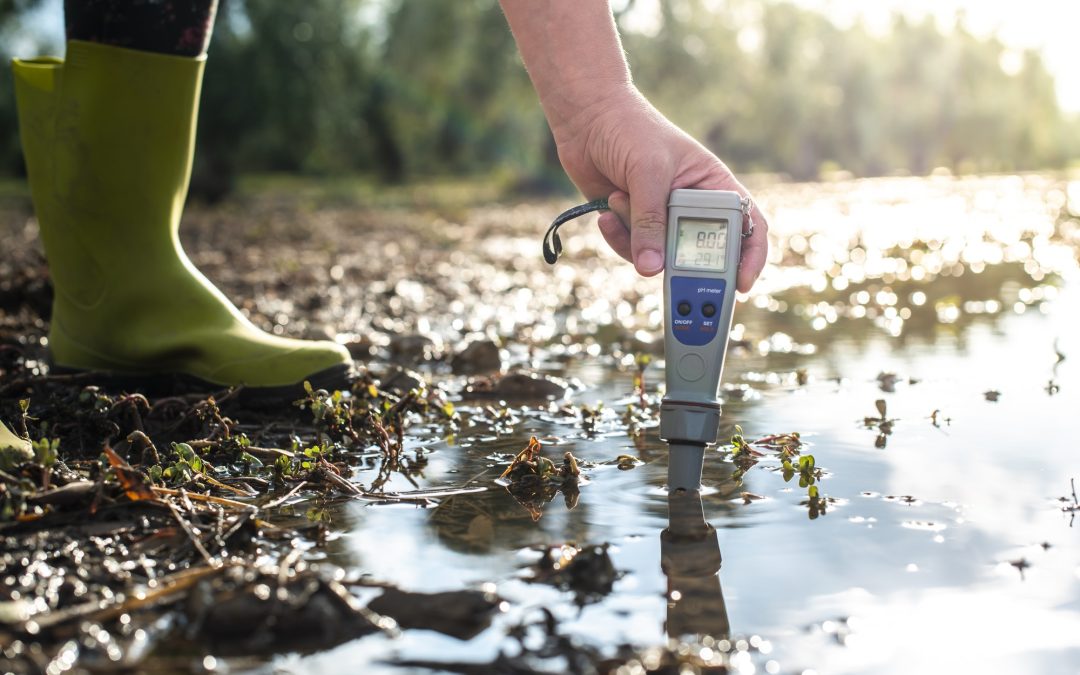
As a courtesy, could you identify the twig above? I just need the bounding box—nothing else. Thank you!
[166,501,216,567]
[261,480,309,510]
[29,563,235,631]
[316,465,365,496]
[152,486,256,511]
[187,440,295,460]
[379,485,488,499]
[195,472,258,498]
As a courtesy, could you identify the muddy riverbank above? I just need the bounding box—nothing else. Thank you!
[2,174,1079,674]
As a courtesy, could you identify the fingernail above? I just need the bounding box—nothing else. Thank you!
[637,249,664,274]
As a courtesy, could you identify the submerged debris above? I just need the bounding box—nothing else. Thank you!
[187,560,393,654]
[496,437,587,520]
[877,371,900,392]
[393,605,775,675]
[365,586,502,640]
[1008,557,1031,580]
[526,543,620,605]
[863,399,896,448]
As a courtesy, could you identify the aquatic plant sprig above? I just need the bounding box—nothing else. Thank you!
[725,425,832,519]
[1061,477,1079,527]
[863,398,896,448]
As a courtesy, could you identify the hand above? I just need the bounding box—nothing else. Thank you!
[552,86,768,293]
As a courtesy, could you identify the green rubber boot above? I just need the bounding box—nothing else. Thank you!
[11,41,351,394]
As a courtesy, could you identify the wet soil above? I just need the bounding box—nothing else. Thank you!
[2,173,1080,674]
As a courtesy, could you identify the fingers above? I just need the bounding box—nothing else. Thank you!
[627,167,673,277]
[596,190,632,261]
[699,169,769,293]
[736,202,769,293]
[597,212,632,262]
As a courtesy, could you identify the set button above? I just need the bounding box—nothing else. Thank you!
[702,303,717,318]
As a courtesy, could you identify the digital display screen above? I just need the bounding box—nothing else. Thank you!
[673,218,728,272]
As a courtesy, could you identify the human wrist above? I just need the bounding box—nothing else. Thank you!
[545,79,640,147]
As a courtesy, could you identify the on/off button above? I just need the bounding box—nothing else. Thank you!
[677,353,706,382]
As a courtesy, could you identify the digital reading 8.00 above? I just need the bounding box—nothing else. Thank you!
[673,218,728,272]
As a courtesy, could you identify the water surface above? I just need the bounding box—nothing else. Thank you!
[279,174,1080,674]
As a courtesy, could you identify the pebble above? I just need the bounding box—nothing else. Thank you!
[451,338,504,374]
[464,371,569,400]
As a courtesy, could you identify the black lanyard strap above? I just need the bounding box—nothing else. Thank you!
[542,198,609,264]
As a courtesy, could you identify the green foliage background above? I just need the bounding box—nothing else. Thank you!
[1,0,1077,194]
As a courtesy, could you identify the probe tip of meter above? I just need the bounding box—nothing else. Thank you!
[668,442,707,492]
[660,189,746,492]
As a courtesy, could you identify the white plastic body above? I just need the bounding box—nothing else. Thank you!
[660,189,743,490]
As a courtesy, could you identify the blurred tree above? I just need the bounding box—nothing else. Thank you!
[193,0,386,199]
[378,0,558,187]
[1,0,1077,188]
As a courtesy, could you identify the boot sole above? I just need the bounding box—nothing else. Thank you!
[47,362,354,405]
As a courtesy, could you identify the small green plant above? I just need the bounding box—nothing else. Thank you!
[149,442,210,487]
[273,443,334,479]
[295,381,361,447]
[32,437,59,468]
[729,425,762,482]
[781,454,820,488]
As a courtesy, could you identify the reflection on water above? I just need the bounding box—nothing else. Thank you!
[662,489,729,643]
[286,174,1080,674]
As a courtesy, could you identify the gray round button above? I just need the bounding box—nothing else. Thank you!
[677,353,706,382]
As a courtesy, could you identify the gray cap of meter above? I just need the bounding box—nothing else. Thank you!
[669,188,744,209]
[661,404,721,490]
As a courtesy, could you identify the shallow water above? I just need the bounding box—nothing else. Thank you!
[273,175,1080,672]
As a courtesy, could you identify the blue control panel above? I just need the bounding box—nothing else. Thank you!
[669,275,727,346]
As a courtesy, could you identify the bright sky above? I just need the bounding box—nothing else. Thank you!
[787,0,1080,111]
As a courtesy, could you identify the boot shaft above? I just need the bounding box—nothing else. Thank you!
[12,41,207,310]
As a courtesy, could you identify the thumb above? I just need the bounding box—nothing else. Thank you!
[627,165,674,277]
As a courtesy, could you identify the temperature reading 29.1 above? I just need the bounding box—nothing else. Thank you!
[673,217,728,272]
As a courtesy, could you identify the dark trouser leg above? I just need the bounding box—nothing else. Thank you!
[64,0,219,57]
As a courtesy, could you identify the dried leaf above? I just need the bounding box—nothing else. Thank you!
[104,446,158,502]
